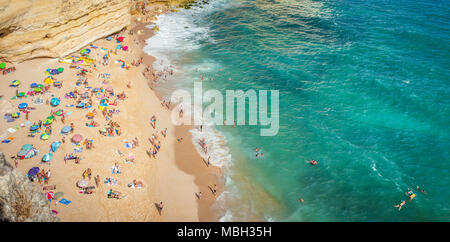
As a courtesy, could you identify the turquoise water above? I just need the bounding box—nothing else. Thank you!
[146,0,450,221]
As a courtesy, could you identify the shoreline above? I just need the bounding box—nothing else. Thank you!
[0,5,222,222]
[133,13,224,221]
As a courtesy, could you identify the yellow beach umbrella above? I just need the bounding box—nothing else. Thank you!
[44,77,53,84]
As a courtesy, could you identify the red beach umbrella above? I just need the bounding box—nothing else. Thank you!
[71,134,83,143]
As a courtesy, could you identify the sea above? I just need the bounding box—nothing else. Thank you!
[144,0,450,221]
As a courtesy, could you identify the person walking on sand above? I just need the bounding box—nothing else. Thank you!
[197,192,202,199]
[158,201,164,212]
[212,184,217,195]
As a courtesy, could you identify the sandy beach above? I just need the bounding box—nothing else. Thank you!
[0,8,222,222]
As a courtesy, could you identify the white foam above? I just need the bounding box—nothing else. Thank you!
[143,0,251,221]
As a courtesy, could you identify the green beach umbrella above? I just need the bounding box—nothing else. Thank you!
[34,87,42,92]
[42,153,53,162]
[17,92,25,97]
[12,80,20,86]
[57,67,64,73]
[44,118,53,125]
[0,62,5,69]
[47,115,55,120]
[40,133,50,140]
[55,110,63,116]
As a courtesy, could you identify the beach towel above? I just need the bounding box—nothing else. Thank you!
[43,185,56,191]
[58,198,71,205]
[7,128,16,133]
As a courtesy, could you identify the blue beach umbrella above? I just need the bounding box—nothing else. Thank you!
[30,83,38,88]
[18,103,28,109]
[61,125,71,134]
[30,125,39,131]
[76,102,85,108]
[50,97,60,107]
[50,141,61,152]
[28,167,40,176]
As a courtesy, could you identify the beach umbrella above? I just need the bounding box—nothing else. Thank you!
[37,84,44,88]
[50,98,60,107]
[106,36,112,41]
[21,144,33,152]
[11,80,20,87]
[34,87,42,92]
[28,167,40,176]
[30,125,39,131]
[76,102,85,108]
[61,126,71,134]
[43,119,53,125]
[0,62,5,69]
[50,69,59,75]
[71,134,83,143]
[17,92,25,97]
[42,153,53,162]
[30,83,38,88]
[50,141,61,152]
[44,77,53,84]
[40,133,50,140]
[77,179,89,188]
[122,46,129,51]
[55,109,63,116]
[117,36,124,42]
[54,192,64,200]
[18,103,28,109]
[11,112,20,118]
[46,192,54,200]
[57,67,64,73]
[47,115,55,120]
[87,112,94,117]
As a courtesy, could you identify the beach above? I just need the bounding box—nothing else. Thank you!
[0,7,222,222]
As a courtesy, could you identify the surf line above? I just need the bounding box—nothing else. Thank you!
[170,82,279,136]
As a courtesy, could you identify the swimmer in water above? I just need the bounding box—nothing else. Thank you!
[416,185,427,194]
[254,147,259,152]
[394,200,405,211]
[299,198,304,203]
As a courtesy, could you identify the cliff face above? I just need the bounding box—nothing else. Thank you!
[0,0,131,62]
[0,153,59,222]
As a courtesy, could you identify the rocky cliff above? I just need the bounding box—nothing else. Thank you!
[0,153,59,222]
[0,0,132,62]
